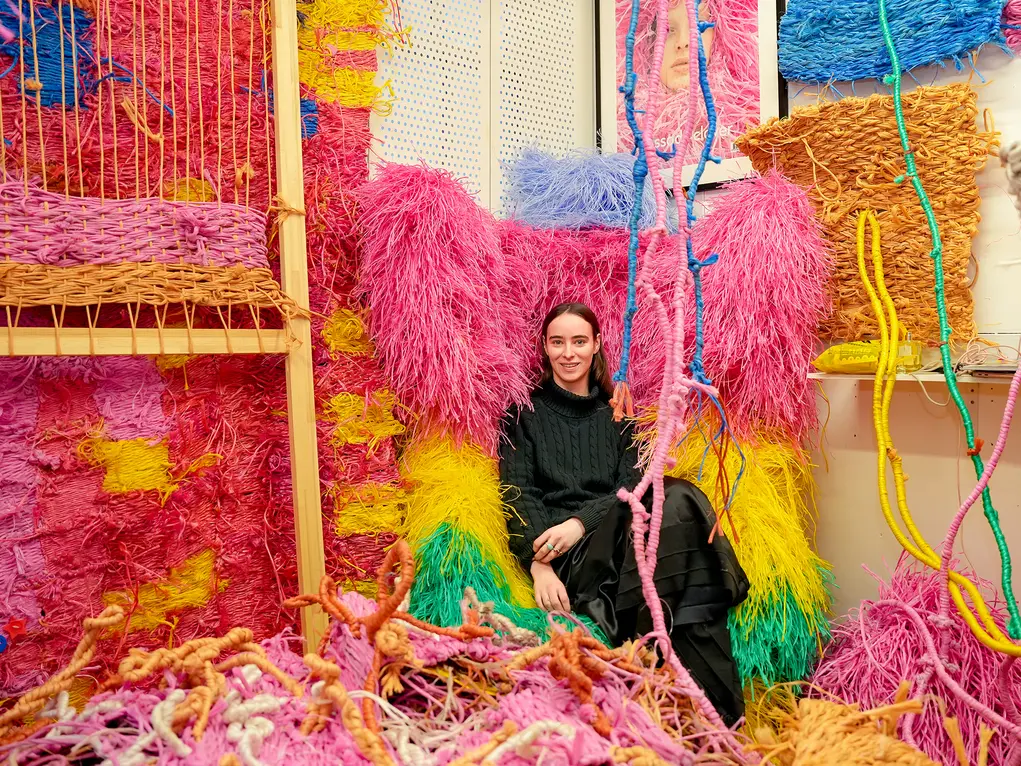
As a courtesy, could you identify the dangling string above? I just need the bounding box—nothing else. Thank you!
[611,0,649,420]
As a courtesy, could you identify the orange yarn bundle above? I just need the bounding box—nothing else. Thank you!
[737,83,996,345]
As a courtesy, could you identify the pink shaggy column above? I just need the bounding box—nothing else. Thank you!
[693,170,832,442]
[357,164,533,453]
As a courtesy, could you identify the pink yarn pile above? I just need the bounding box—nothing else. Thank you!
[614,0,760,162]
[1005,0,1021,51]
[356,164,533,453]
[1,591,748,765]
[692,170,832,442]
[810,560,1021,764]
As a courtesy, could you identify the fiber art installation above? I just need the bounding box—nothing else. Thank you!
[0,540,947,765]
[778,0,1008,83]
[667,424,832,686]
[357,164,533,454]
[737,83,993,346]
[504,148,662,231]
[848,203,1021,762]
[810,562,1019,765]
[693,170,832,444]
[0,0,406,696]
[614,0,760,164]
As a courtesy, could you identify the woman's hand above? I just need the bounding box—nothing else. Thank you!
[533,518,585,564]
[531,561,570,612]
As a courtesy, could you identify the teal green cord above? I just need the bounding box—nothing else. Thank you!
[877,0,1021,639]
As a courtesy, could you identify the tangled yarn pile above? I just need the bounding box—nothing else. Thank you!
[0,540,951,766]
[811,562,1019,764]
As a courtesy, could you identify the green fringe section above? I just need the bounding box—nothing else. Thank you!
[408,523,608,644]
[729,565,834,686]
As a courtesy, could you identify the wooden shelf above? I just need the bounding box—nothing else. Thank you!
[0,327,291,356]
[808,371,1016,385]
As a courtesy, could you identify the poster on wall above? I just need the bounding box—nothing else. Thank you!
[613,0,784,186]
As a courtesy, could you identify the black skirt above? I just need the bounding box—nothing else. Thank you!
[553,477,749,724]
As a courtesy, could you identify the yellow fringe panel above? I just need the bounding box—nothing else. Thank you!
[400,434,534,608]
[296,0,407,54]
[667,429,831,624]
[323,390,406,451]
[81,438,175,496]
[162,177,217,202]
[103,549,226,633]
[334,482,407,536]
[322,309,373,357]
[297,64,393,112]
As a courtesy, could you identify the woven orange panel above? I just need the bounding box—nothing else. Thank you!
[737,83,995,345]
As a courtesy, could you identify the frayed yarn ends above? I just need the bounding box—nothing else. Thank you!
[399,434,535,613]
[357,164,532,453]
[668,426,832,685]
[811,562,1021,764]
[504,148,663,231]
[695,170,832,443]
[779,0,1005,83]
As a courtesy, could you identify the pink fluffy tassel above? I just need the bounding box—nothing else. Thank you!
[692,171,831,442]
[357,164,533,452]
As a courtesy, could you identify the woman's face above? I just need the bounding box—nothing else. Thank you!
[545,313,601,393]
[660,1,714,92]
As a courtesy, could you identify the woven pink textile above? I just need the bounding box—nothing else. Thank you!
[0,184,269,268]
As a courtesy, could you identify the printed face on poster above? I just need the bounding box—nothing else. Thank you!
[612,0,784,187]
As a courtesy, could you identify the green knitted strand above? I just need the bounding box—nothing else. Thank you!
[877,0,1021,638]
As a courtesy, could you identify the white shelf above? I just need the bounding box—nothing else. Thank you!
[808,371,1015,385]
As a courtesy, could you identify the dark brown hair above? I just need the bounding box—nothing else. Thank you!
[539,302,614,397]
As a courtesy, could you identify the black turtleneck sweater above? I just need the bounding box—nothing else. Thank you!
[499,380,641,567]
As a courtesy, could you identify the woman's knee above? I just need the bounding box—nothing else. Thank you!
[660,478,714,525]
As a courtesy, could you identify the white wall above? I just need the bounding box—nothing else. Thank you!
[805,46,1021,616]
[372,0,596,212]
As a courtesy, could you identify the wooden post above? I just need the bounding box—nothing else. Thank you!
[268,0,329,649]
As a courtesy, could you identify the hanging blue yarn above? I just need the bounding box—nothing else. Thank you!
[613,0,650,388]
[779,0,1008,83]
[250,72,319,140]
[505,148,667,231]
[0,3,97,107]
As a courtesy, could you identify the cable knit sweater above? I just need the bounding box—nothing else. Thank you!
[498,380,641,567]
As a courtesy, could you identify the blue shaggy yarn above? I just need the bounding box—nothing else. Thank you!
[505,148,672,231]
[779,0,1008,83]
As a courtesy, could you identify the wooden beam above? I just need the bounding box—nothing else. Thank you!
[269,0,329,649]
[0,327,290,356]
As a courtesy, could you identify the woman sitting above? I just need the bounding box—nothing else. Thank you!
[499,302,749,724]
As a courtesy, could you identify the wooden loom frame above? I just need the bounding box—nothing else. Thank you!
[0,0,330,649]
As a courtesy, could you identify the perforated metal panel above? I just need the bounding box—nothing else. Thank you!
[495,0,594,211]
[375,0,490,197]
[374,0,595,210]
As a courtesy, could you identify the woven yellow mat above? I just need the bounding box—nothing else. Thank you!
[737,83,995,345]
[0,262,301,318]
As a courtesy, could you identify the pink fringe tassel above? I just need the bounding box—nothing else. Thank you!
[693,170,832,442]
[356,164,533,453]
